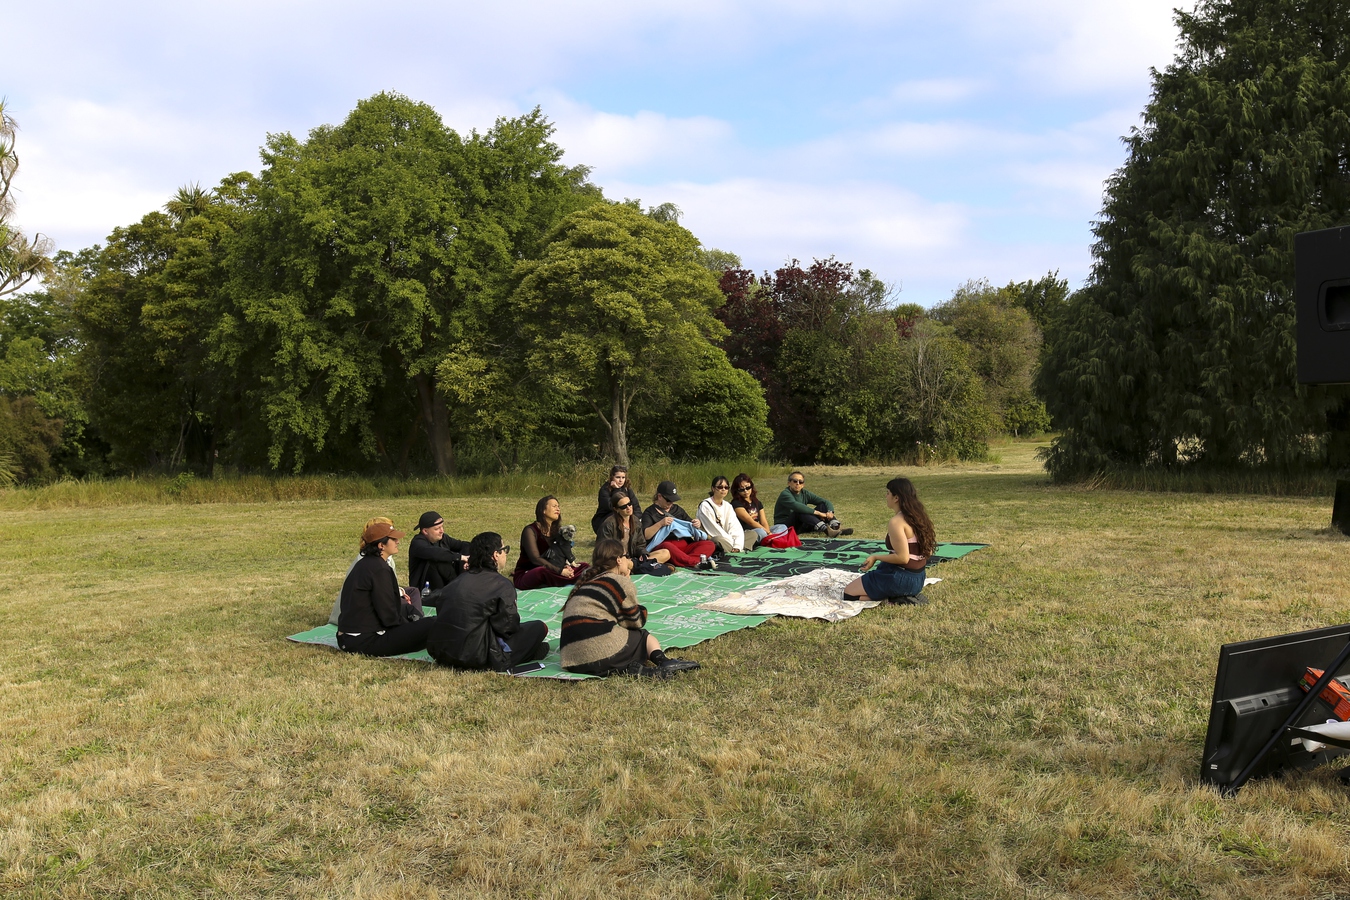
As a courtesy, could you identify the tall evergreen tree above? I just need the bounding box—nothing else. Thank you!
[1041,0,1350,476]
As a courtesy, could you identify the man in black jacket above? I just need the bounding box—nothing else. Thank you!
[427,532,549,671]
[407,511,471,601]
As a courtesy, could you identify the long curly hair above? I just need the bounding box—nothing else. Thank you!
[886,477,935,556]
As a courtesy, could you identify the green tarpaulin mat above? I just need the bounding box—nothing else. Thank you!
[709,540,988,580]
[288,569,772,679]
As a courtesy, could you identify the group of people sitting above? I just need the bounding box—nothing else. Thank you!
[334,518,700,678]
[331,471,936,678]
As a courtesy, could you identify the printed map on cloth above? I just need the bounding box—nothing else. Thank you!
[287,569,773,680]
[696,568,943,621]
[708,540,987,580]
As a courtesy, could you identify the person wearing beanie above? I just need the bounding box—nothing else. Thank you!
[337,521,436,657]
[407,511,472,600]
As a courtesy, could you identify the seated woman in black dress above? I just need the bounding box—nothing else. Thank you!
[590,465,642,535]
[427,532,550,671]
[559,539,699,677]
[337,521,435,657]
[597,490,671,565]
[514,495,590,590]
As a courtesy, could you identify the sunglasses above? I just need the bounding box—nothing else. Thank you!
[616,502,632,510]
[737,486,753,492]
[495,545,512,555]
[714,484,729,490]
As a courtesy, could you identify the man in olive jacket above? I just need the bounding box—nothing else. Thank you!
[774,471,853,537]
[426,532,549,671]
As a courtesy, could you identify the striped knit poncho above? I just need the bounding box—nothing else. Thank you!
[559,573,647,669]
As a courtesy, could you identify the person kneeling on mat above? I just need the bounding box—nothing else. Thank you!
[843,477,935,605]
[337,522,435,657]
[428,532,550,671]
[560,539,700,678]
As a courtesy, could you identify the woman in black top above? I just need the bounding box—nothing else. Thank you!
[590,465,641,535]
[427,532,549,670]
[337,521,435,657]
[731,473,772,548]
[597,490,672,564]
[514,495,591,590]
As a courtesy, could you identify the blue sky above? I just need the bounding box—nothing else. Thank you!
[6,0,1187,306]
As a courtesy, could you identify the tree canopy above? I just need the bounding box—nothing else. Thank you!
[1040,0,1350,476]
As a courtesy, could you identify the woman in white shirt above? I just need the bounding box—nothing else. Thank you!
[697,476,744,554]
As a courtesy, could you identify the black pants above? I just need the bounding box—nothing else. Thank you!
[783,511,830,533]
[338,618,436,657]
[503,620,550,667]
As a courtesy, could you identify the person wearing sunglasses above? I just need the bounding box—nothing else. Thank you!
[697,476,744,554]
[597,491,672,565]
[774,471,853,538]
[427,532,550,671]
[730,474,773,548]
[590,465,642,536]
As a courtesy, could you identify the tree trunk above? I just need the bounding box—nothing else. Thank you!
[413,373,456,476]
[609,380,630,465]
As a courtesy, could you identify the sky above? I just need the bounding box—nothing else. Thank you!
[5,0,1188,306]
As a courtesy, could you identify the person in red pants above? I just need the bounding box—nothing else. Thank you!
[639,480,718,569]
[513,495,590,589]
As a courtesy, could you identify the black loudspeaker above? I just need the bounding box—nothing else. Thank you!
[1296,226,1350,385]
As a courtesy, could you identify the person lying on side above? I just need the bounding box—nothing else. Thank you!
[639,480,718,569]
[597,490,671,565]
[337,522,435,658]
[427,532,550,671]
[559,539,700,678]
[697,475,743,554]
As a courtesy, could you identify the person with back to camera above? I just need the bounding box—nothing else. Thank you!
[639,480,718,569]
[843,476,936,604]
[427,532,550,671]
[337,522,436,657]
[560,538,700,677]
[514,495,590,589]
[597,490,672,565]
[775,471,853,537]
[730,473,778,549]
[590,465,642,536]
[697,475,744,554]
[406,511,471,607]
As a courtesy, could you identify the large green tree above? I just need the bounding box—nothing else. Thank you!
[219,93,596,473]
[1040,0,1350,476]
[501,202,739,465]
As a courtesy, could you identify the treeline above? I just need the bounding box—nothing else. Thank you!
[0,92,1055,484]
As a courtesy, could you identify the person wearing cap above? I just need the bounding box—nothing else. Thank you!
[775,471,853,538]
[407,511,471,600]
[639,480,718,569]
[337,522,436,657]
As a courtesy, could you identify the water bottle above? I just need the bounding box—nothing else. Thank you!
[422,580,431,597]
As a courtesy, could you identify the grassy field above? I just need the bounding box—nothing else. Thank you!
[3,442,1350,898]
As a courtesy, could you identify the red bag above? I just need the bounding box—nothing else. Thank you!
[757,527,801,549]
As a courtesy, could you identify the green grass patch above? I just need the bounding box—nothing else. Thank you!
[3,443,1350,896]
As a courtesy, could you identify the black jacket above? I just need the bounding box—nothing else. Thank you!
[426,569,522,670]
[591,483,641,535]
[338,553,408,634]
[408,532,471,591]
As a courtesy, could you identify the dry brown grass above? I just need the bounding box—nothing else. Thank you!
[3,446,1350,897]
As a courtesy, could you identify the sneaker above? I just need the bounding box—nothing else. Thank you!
[825,520,842,537]
[697,557,718,571]
[890,593,929,605]
[838,527,853,536]
[657,656,701,673]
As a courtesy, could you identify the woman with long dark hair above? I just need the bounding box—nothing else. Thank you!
[559,539,699,677]
[598,490,671,564]
[514,495,589,589]
[730,473,773,548]
[844,477,936,603]
[590,465,641,535]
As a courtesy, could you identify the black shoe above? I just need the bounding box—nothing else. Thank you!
[616,662,674,679]
[890,593,929,605]
[838,527,853,536]
[657,656,701,673]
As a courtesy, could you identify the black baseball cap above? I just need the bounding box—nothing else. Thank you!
[656,480,680,501]
[418,511,444,530]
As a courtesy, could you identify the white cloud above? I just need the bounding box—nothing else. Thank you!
[545,99,737,178]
